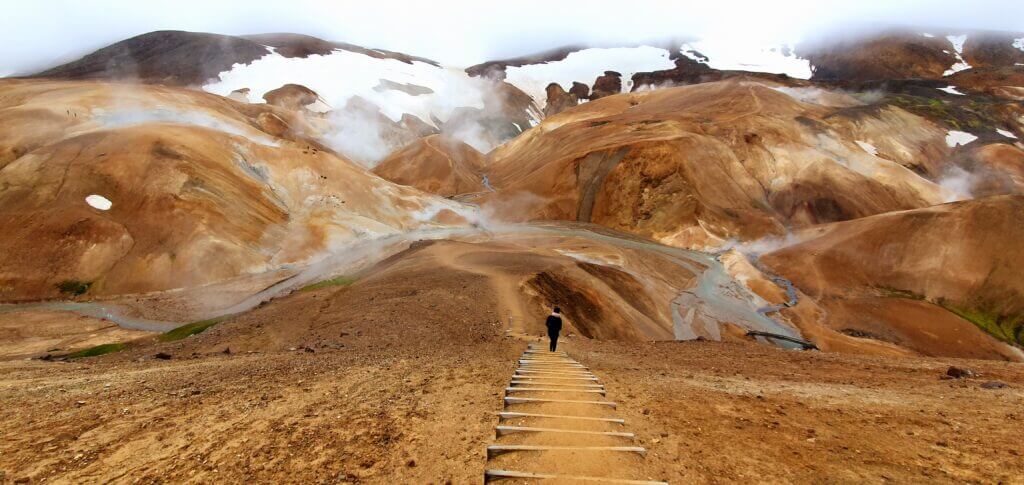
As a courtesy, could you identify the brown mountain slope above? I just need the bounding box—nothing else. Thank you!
[798,33,959,81]
[962,32,1024,68]
[32,31,270,86]
[0,79,467,301]
[761,195,1024,354]
[482,79,952,249]
[372,135,486,197]
[31,31,438,86]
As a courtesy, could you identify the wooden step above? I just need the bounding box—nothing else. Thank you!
[519,361,585,367]
[496,425,634,438]
[509,381,604,388]
[506,387,606,395]
[519,360,583,364]
[518,366,589,372]
[486,445,645,459]
[516,370,595,377]
[504,397,616,408]
[510,375,599,382]
[516,370,598,376]
[497,412,624,425]
[485,469,666,484]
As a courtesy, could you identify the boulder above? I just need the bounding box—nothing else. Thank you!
[544,83,577,116]
[591,71,623,100]
[980,380,1008,389]
[946,366,976,379]
[262,84,319,110]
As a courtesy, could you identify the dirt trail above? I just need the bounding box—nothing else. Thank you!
[432,244,533,335]
[485,341,667,483]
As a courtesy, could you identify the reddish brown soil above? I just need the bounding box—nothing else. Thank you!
[577,338,1024,483]
[372,135,485,197]
[2,239,1023,483]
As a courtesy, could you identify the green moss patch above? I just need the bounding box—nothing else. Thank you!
[941,304,1024,346]
[159,317,228,342]
[878,288,1023,346]
[67,343,126,359]
[56,280,92,296]
[299,276,356,292]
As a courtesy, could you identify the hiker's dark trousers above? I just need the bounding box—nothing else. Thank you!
[548,331,559,351]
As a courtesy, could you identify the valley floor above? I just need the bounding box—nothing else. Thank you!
[1,240,1022,483]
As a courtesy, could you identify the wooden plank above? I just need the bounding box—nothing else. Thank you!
[485,469,666,484]
[516,368,594,374]
[515,370,596,377]
[497,412,624,424]
[510,375,599,381]
[486,445,644,459]
[520,360,585,364]
[495,425,634,438]
[506,387,606,395]
[518,359,579,364]
[504,397,616,407]
[518,363,587,369]
[509,381,603,388]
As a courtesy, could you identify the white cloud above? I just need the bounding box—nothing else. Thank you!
[3,1,1024,75]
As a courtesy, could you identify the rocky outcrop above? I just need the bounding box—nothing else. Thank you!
[590,71,623,100]
[262,84,319,110]
[632,58,711,88]
[544,83,577,117]
[569,82,591,100]
[228,88,251,103]
[374,79,434,96]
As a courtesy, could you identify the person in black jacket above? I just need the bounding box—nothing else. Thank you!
[545,306,563,352]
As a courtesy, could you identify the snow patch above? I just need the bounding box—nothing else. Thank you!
[855,140,878,155]
[997,128,1018,139]
[943,35,972,76]
[945,130,978,147]
[204,49,488,126]
[504,46,675,105]
[921,33,936,38]
[86,194,112,211]
[1014,38,1024,52]
[937,85,965,95]
[680,39,812,79]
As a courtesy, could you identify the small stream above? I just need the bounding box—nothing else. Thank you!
[0,301,179,332]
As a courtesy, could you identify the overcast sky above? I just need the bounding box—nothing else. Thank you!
[3,0,1024,75]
